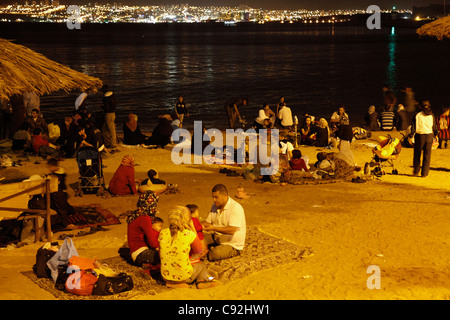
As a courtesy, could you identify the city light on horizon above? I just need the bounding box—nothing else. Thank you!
[0,2,416,24]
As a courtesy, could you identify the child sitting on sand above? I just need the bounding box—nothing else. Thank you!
[289,149,309,172]
[138,169,168,194]
[186,204,208,260]
[151,216,164,233]
[141,169,166,186]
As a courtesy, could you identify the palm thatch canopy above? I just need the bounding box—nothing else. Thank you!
[417,15,450,40]
[0,38,103,102]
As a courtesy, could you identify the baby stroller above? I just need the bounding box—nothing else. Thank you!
[75,146,106,197]
[364,135,401,177]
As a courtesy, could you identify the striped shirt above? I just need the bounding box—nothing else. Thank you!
[380,111,395,130]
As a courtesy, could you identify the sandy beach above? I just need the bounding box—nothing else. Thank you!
[1,129,449,300]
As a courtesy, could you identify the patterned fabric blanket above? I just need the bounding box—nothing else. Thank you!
[21,226,313,300]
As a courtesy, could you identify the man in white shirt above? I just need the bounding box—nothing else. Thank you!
[278,103,293,129]
[330,106,350,126]
[255,104,276,129]
[203,184,246,261]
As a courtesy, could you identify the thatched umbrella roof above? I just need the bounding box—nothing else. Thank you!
[417,15,450,40]
[0,38,103,102]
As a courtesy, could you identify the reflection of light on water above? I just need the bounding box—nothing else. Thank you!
[386,28,397,90]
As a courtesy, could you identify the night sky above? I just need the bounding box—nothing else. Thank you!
[0,0,443,10]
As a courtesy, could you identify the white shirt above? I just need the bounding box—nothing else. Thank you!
[278,106,293,126]
[280,141,294,155]
[255,109,269,124]
[415,112,435,134]
[331,111,350,125]
[206,197,246,250]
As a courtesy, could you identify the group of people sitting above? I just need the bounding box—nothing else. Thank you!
[251,98,350,148]
[107,155,170,197]
[125,183,245,289]
[9,100,109,160]
[6,88,181,163]
[122,113,178,148]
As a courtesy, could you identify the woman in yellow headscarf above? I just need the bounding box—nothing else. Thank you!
[158,206,220,289]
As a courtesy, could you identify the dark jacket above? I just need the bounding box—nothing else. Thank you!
[314,126,329,147]
[364,112,380,131]
[396,110,412,131]
[123,123,149,145]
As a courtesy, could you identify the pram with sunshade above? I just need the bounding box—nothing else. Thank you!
[364,135,401,177]
[75,146,106,197]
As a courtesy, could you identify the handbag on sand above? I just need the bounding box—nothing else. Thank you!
[92,273,134,296]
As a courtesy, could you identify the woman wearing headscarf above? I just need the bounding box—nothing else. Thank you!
[314,118,331,147]
[123,114,151,146]
[108,155,138,195]
[396,104,411,131]
[126,190,160,268]
[364,105,380,131]
[146,114,174,148]
[158,206,219,289]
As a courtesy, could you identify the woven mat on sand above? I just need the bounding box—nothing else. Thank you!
[21,226,313,300]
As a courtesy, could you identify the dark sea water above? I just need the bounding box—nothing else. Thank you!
[1,22,449,131]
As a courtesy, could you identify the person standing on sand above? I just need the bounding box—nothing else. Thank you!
[276,96,285,117]
[174,96,189,128]
[225,97,247,129]
[23,91,40,117]
[437,106,450,149]
[101,85,117,149]
[202,184,246,261]
[410,101,438,178]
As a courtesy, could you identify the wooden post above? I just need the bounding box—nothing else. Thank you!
[45,178,52,242]
[294,116,299,148]
[34,214,40,243]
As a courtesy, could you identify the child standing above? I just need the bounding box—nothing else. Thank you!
[437,107,450,149]
[46,158,76,229]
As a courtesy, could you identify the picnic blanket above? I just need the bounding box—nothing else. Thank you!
[65,204,121,229]
[21,226,312,300]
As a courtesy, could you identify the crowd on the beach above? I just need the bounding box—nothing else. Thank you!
[225,86,448,182]
[0,86,187,162]
[1,84,449,292]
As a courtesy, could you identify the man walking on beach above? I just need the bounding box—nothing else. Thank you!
[202,184,246,261]
[225,97,247,129]
[101,85,117,148]
[175,96,189,128]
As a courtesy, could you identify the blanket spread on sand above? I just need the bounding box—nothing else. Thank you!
[21,226,312,300]
[67,204,121,229]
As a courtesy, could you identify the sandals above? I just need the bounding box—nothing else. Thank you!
[197,280,222,289]
[166,282,190,289]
